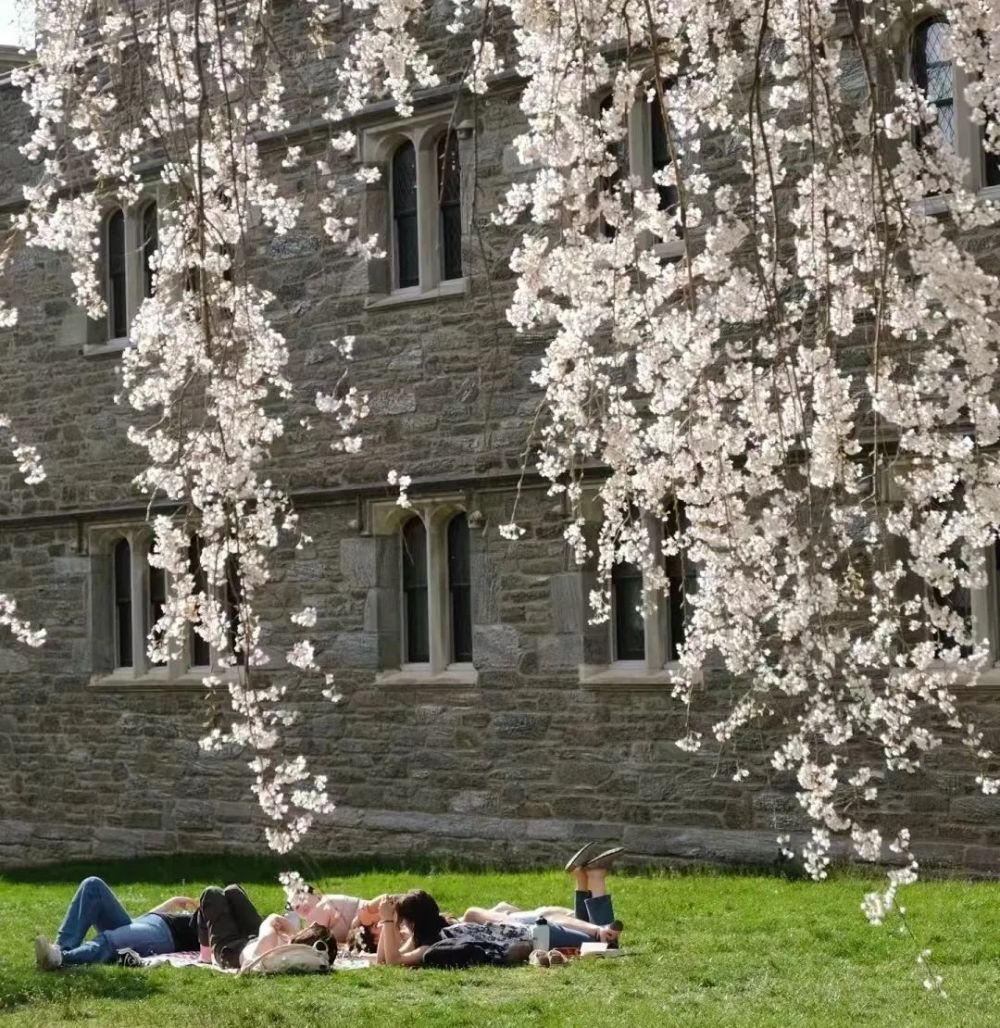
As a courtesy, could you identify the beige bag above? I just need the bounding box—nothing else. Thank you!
[238,940,332,975]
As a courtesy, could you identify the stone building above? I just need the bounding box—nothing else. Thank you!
[1,6,1000,873]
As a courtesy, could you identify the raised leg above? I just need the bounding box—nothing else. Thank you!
[223,884,262,939]
[55,877,132,951]
[199,886,253,969]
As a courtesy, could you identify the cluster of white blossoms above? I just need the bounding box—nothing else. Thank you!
[7,0,370,854]
[319,0,1000,919]
[6,0,1000,915]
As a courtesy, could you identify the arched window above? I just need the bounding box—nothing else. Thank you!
[141,200,158,299]
[113,539,133,668]
[612,560,645,661]
[189,537,211,667]
[392,141,419,289]
[913,17,955,151]
[649,90,678,215]
[402,517,429,663]
[447,514,472,662]
[148,553,167,666]
[106,208,127,339]
[437,134,462,281]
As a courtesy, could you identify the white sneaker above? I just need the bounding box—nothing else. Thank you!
[34,935,62,971]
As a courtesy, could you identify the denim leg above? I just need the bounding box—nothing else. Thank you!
[546,922,594,948]
[583,893,615,925]
[55,877,132,950]
[60,914,174,967]
[573,890,592,921]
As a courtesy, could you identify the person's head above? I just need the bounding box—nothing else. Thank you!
[291,883,319,918]
[396,890,447,948]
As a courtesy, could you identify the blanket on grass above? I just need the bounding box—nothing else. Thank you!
[136,950,376,972]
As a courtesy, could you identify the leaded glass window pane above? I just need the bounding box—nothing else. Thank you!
[189,537,211,667]
[438,134,462,281]
[650,95,678,215]
[142,201,158,299]
[148,556,167,666]
[665,503,687,661]
[612,561,645,661]
[600,93,627,239]
[448,514,472,663]
[393,141,419,288]
[107,208,127,339]
[114,539,132,668]
[914,18,956,151]
[402,518,429,663]
[226,554,246,667]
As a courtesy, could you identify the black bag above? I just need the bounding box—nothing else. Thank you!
[422,939,494,969]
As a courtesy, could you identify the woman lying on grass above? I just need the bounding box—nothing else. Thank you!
[34,876,199,970]
[461,843,625,950]
[374,890,532,967]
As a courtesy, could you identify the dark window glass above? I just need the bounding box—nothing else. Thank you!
[599,93,627,239]
[107,208,127,338]
[141,201,158,299]
[148,555,167,666]
[402,518,429,663]
[612,560,645,661]
[393,141,419,288]
[114,539,132,668]
[438,134,462,280]
[985,139,1000,187]
[650,92,679,215]
[664,503,687,661]
[448,514,472,662]
[189,537,211,667]
[914,18,956,151]
[226,554,246,666]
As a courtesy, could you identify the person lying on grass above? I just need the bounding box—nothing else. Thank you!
[375,890,533,967]
[199,884,332,970]
[460,844,625,950]
[35,876,199,970]
[286,881,374,946]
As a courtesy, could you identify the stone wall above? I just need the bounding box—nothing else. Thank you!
[2,16,1000,875]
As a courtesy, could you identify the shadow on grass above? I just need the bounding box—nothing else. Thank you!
[0,964,162,1016]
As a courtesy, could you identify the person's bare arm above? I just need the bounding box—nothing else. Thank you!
[150,896,197,915]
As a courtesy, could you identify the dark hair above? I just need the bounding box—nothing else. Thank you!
[396,890,448,948]
[347,923,377,954]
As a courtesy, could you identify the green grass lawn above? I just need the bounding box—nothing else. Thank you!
[1,855,998,1027]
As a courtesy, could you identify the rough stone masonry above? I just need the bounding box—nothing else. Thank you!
[1,11,1000,875]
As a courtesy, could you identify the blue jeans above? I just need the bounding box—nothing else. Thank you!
[55,877,175,966]
[543,891,617,949]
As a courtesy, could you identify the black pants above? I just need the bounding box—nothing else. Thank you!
[198,884,262,969]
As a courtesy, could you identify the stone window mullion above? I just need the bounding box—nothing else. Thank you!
[426,514,450,673]
[415,139,439,291]
[129,533,150,677]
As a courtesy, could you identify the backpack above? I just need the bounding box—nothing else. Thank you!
[238,940,333,975]
[422,939,495,969]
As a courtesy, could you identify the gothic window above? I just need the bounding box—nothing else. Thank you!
[612,562,645,661]
[113,539,132,668]
[392,141,419,289]
[402,516,430,663]
[106,207,128,340]
[437,134,462,281]
[448,513,472,663]
[913,17,956,151]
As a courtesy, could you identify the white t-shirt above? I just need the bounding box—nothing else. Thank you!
[314,894,363,943]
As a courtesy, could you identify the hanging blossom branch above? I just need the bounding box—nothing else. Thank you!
[313,0,1000,925]
[9,0,367,853]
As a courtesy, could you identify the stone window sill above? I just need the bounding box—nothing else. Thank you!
[914,186,1000,218]
[365,277,469,311]
[88,669,235,693]
[889,665,1000,694]
[376,664,479,687]
[579,662,700,690]
[81,337,132,358]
